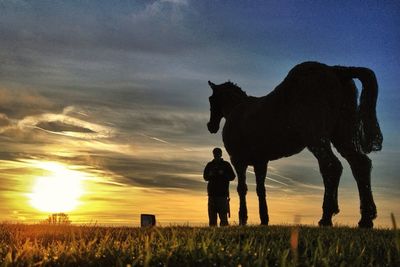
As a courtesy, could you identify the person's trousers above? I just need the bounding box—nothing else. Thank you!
[208,196,229,226]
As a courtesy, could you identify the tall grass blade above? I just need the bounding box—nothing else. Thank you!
[392,213,399,254]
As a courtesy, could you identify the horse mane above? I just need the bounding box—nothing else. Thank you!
[220,81,248,98]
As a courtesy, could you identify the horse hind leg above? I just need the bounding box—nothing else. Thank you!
[308,142,343,227]
[337,149,377,228]
[233,161,248,225]
[332,121,376,228]
[254,161,269,225]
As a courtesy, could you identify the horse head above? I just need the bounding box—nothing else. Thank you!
[207,81,223,133]
[207,80,248,133]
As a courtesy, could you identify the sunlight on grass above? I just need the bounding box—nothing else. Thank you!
[0,224,398,266]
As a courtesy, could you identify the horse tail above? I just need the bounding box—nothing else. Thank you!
[333,66,383,154]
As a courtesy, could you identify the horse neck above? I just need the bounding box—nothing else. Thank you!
[221,93,247,118]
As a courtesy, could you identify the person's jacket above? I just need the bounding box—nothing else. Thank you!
[203,158,235,197]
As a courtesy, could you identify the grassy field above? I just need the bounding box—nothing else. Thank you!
[0,223,399,266]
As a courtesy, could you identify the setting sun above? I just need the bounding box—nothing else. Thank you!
[28,161,85,213]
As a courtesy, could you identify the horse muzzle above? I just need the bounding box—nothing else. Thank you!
[207,121,219,133]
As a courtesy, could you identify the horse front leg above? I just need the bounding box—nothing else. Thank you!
[254,161,269,225]
[233,161,248,225]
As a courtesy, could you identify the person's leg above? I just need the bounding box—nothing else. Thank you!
[217,197,229,226]
[208,197,217,226]
[219,213,228,226]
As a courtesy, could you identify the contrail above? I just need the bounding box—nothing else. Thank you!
[150,137,170,144]
[140,133,196,152]
[246,170,289,186]
[140,133,171,144]
[269,171,324,191]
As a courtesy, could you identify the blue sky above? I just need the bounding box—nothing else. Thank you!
[0,0,399,226]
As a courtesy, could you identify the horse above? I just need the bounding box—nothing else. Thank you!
[207,61,383,228]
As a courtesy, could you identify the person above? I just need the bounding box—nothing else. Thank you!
[203,147,236,226]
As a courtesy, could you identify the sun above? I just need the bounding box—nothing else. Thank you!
[29,161,85,213]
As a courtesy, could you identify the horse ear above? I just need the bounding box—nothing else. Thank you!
[208,81,216,90]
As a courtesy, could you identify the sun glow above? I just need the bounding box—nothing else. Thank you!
[29,161,85,212]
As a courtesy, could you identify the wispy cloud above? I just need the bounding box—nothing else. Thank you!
[26,112,114,139]
[0,113,11,132]
[0,106,114,140]
[0,87,54,117]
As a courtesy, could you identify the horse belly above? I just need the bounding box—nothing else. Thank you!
[255,130,305,160]
[223,121,305,163]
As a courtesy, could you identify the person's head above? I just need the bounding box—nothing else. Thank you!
[212,147,222,159]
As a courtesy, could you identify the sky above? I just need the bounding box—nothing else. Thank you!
[0,0,399,227]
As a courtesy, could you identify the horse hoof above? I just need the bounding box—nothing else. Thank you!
[333,208,340,215]
[318,219,333,227]
[361,206,377,220]
[358,219,373,228]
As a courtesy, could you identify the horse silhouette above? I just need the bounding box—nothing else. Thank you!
[207,61,382,228]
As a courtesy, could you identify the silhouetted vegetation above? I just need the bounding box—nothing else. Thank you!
[42,213,71,225]
[0,224,398,266]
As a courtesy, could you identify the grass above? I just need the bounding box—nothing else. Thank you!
[0,223,399,266]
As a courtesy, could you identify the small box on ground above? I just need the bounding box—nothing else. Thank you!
[140,214,156,227]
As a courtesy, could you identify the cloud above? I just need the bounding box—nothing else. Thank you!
[0,0,274,108]
[78,150,206,191]
[0,108,114,141]
[0,113,11,127]
[0,87,55,118]
[0,87,55,135]
[0,0,196,56]
[0,87,115,148]
[161,0,188,5]
[23,110,114,139]
[36,121,95,134]
[127,174,205,191]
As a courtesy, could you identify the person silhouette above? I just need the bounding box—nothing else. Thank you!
[203,147,236,226]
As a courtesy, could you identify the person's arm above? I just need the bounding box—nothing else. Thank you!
[225,162,236,181]
[203,162,211,181]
